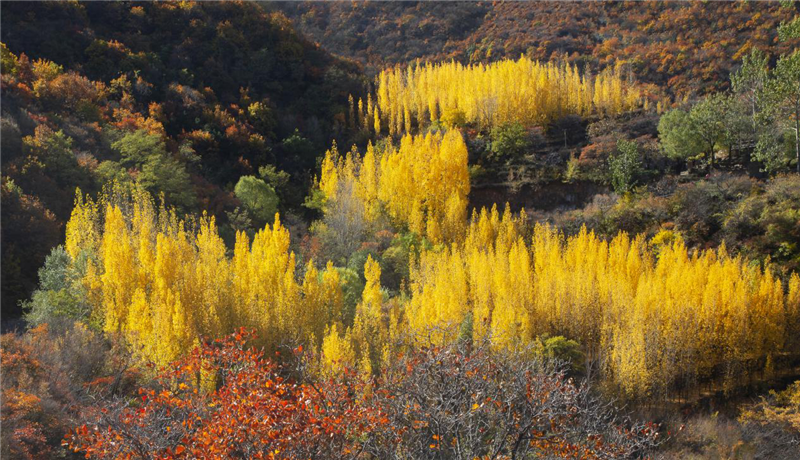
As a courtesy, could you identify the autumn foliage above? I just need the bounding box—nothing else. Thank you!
[317,131,470,244]
[5,3,800,458]
[1,323,136,460]
[66,330,660,459]
[59,181,800,403]
[66,329,385,459]
[366,341,660,459]
[64,185,345,367]
[1,331,54,460]
[406,205,800,400]
[363,57,640,135]
[0,1,363,319]
[279,1,799,100]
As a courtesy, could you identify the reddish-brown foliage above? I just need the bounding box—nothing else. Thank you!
[66,329,387,459]
[364,341,660,459]
[279,2,799,100]
[2,324,128,459]
[1,332,52,460]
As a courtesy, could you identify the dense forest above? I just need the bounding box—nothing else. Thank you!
[2,1,800,459]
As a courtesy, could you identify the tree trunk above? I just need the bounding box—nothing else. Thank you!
[795,123,799,174]
[795,100,799,174]
[708,141,715,171]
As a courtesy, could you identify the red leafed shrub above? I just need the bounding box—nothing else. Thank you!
[1,333,52,460]
[66,330,659,459]
[65,329,386,459]
[2,323,133,459]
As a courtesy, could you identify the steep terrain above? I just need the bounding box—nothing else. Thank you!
[1,1,364,316]
[276,1,798,98]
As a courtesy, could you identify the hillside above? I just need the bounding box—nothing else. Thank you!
[1,1,364,317]
[276,1,799,98]
[2,2,800,459]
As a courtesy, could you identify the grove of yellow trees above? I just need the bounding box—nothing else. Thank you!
[351,57,640,135]
[402,205,800,400]
[65,185,344,366]
[56,59,798,401]
[63,183,800,400]
[317,130,470,244]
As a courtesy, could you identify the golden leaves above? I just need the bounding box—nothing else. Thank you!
[407,219,797,399]
[373,56,640,134]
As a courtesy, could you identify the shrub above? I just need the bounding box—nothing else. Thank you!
[66,330,384,459]
[536,334,585,373]
[233,175,279,226]
[22,126,87,190]
[2,323,132,459]
[489,122,530,163]
[723,174,800,271]
[670,173,758,246]
[608,138,642,194]
[23,246,87,326]
[367,339,658,459]
[740,380,800,448]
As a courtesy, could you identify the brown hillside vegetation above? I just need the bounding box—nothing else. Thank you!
[277,1,799,98]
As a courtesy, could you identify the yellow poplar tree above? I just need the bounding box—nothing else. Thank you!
[374,56,640,134]
[64,186,348,367]
[404,211,800,400]
[315,131,469,244]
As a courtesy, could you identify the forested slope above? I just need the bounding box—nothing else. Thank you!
[276,1,799,98]
[1,1,363,316]
[3,2,800,459]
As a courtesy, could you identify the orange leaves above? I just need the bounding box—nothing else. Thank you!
[66,330,387,459]
[1,332,62,460]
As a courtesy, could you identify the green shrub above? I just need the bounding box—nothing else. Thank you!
[536,335,585,373]
[234,175,279,226]
[489,122,530,162]
[23,246,87,326]
[608,139,642,194]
